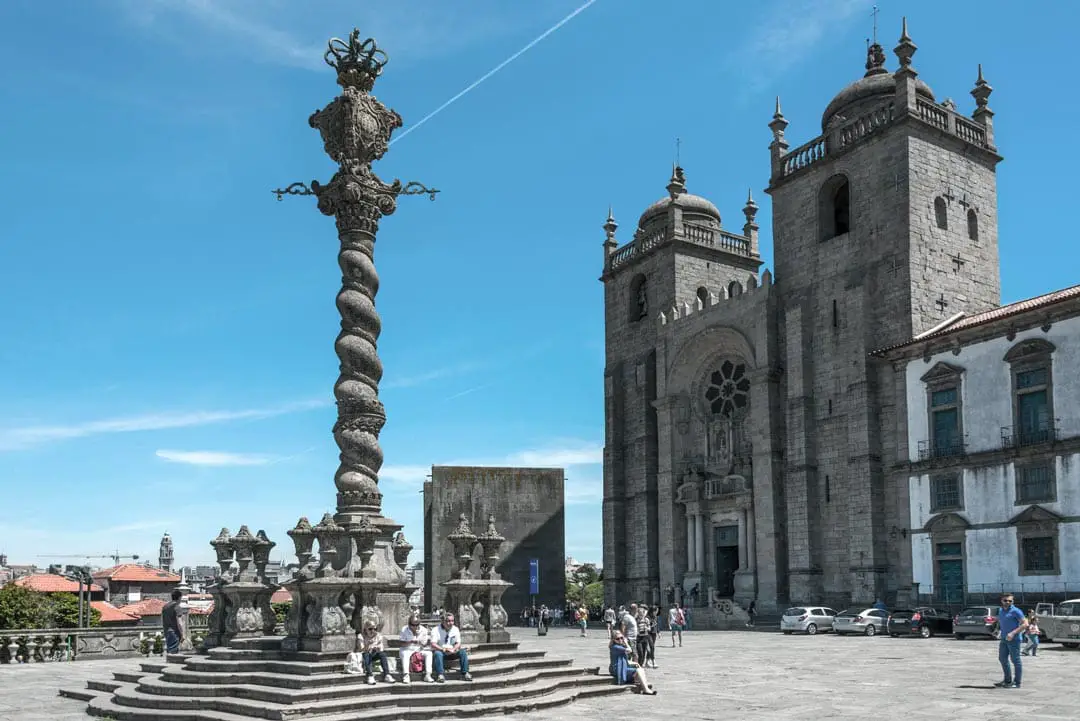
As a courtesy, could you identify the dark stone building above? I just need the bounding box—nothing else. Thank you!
[423,466,565,619]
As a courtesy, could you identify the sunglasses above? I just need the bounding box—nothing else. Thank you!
[1002,599,1014,604]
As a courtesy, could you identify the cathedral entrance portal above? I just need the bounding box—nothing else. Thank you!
[714,525,739,597]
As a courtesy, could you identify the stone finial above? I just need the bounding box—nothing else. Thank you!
[312,512,345,578]
[865,39,887,75]
[447,514,479,579]
[210,528,234,577]
[391,530,413,570]
[666,164,686,199]
[352,515,382,571]
[452,513,473,537]
[253,530,276,579]
[742,188,759,224]
[769,96,788,139]
[287,517,316,569]
[894,17,917,71]
[971,63,993,109]
[603,206,618,255]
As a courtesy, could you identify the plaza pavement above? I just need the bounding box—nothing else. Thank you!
[0,626,1075,721]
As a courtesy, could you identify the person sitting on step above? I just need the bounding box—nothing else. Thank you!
[357,621,395,685]
[398,614,434,683]
[431,612,473,682]
[609,631,657,695]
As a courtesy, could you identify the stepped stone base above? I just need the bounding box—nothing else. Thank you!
[60,635,630,719]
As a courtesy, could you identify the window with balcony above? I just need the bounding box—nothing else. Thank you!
[1004,339,1055,447]
[1015,462,1056,504]
[930,474,963,512]
[920,362,965,459]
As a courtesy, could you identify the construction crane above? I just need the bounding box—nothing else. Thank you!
[37,551,140,566]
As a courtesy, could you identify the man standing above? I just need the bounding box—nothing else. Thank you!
[620,604,639,656]
[431,613,473,683]
[995,593,1029,689]
[668,603,685,647]
[603,605,616,638]
[161,589,183,655]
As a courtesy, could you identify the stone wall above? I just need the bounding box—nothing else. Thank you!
[0,627,154,663]
[423,466,565,618]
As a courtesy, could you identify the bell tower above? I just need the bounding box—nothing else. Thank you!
[764,18,1002,605]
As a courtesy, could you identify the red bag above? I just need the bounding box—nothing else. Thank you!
[410,652,424,673]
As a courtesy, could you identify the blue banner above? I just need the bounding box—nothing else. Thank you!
[529,558,539,595]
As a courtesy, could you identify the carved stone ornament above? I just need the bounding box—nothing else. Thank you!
[253,530,276,580]
[210,528,235,578]
[447,514,478,579]
[351,514,382,571]
[231,526,258,582]
[312,513,346,578]
[287,517,316,575]
[391,531,413,570]
[476,515,506,580]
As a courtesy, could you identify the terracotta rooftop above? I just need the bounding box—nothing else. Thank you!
[874,283,1080,355]
[12,574,104,593]
[270,588,292,604]
[118,598,167,617]
[91,601,140,624]
[92,564,181,583]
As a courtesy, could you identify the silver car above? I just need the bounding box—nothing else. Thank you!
[781,606,837,635]
[833,608,888,636]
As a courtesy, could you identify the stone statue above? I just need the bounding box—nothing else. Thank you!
[636,284,648,318]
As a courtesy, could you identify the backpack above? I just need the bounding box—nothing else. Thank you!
[409,652,424,673]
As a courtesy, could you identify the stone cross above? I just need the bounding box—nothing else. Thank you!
[951,253,966,273]
[886,256,903,276]
[935,294,949,312]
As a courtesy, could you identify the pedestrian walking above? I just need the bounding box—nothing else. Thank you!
[162,589,183,655]
[994,593,1029,689]
[604,605,616,638]
[746,600,757,628]
[1022,613,1040,657]
[668,603,684,647]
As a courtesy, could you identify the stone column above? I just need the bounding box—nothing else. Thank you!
[686,512,696,572]
[738,510,748,570]
[746,508,756,572]
[694,514,706,574]
[652,391,679,605]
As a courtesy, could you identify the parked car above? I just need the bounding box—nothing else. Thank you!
[952,606,999,640]
[781,606,837,635]
[833,608,888,636]
[887,607,953,638]
[1038,598,1080,649]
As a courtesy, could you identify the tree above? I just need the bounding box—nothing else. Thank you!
[45,592,100,628]
[569,563,600,587]
[0,584,46,630]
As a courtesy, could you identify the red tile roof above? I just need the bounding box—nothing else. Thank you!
[91,601,140,624]
[874,283,1080,355]
[270,588,292,604]
[92,564,181,583]
[118,598,168,617]
[13,574,104,593]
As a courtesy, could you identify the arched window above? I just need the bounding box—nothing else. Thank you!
[728,281,743,298]
[696,287,709,310]
[967,209,978,242]
[819,174,851,240]
[935,197,948,230]
[629,274,648,322]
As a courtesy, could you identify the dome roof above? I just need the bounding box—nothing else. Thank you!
[821,43,934,131]
[637,166,721,228]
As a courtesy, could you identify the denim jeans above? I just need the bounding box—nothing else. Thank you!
[998,637,1022,685]
[362,651,389,676]
[164,628,181,654]
[432,649,469,676]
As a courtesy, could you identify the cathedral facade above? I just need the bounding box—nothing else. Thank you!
[601,24,1004,617]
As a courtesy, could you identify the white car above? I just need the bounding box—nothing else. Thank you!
[833,608,888,636]
[781,606,837,635]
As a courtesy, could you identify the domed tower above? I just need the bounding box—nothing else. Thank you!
[600,165,762,605]
[158,532,174,573]
[765,19,1002,606]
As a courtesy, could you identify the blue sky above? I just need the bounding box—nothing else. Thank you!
[0,0,1074,571]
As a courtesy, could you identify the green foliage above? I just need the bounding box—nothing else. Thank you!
[272,602,291,626]
[152,634,164,655]
[564,578,604,609]
[569,563,600,586]
[0,586,102,630]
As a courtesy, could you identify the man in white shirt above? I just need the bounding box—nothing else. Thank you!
[620,604,639,650]
[431,613,473,682]
[603,606,616,638]
[398,614,434,683]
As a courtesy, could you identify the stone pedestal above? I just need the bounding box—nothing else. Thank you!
[734,569,757,605]
[441,578,513,645]
[201,526,279,650]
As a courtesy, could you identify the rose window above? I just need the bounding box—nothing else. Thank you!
[704,360,750,416]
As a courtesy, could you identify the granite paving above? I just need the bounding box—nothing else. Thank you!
[1,627,1075,721]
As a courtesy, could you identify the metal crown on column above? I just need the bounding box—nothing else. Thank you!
[267,30,434,656]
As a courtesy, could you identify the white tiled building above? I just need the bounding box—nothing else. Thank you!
[877,285,1080,605]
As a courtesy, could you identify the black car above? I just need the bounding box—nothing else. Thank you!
[887,607,954,638]
[953,606,999,640]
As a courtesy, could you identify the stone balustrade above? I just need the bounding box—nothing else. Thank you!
[0,627,170,663]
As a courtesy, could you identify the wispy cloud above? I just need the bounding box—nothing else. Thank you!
[155,450,278,467]
[381,362,486,390]
[379,441,603,494]
[730,0,871,97]
[444,383,496,401]
[102,519,178,534]
[0,399,329,452]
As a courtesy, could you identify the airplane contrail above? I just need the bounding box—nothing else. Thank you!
[390,0,600,146]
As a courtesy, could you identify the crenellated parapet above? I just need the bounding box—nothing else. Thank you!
[659,269,773,327]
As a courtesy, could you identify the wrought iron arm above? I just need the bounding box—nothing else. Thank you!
[398,181,440,201]
[272,182,315,201]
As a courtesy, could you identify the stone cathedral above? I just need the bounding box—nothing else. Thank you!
[601,24,1002,618]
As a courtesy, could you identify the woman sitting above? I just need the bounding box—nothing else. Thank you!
[609,631,657,695]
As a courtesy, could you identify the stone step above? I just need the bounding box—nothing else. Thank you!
[157,655,571,691]
[88,679,123,694]
[107,671,620,720]
[137,664,593,704]
[115,671,146,684]
[142,661,168,674]
[58,687,98,702]
[88,680,630,721]
[205,639,521,662]
[182,648,547,678]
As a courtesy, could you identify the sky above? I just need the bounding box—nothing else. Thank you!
[0,0,1075,572]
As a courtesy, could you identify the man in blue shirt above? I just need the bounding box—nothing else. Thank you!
[995,593,1029,688]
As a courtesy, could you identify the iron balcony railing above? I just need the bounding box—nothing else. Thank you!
[1001,424,1058,450]
[917,438,967,461]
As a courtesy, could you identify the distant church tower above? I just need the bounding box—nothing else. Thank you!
[766,20,1001,603]
[158,532,174,572]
